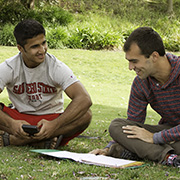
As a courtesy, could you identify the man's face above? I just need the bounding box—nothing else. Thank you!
[125,43,154,79]
[18,34,48,68]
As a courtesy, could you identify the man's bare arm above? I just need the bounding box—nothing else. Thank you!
[0,88,30,137]
[35,81,92,139]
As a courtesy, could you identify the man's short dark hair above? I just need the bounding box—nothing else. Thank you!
[13,19,45,47]
[123,27,165,58]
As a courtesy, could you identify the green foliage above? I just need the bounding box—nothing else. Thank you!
[60,0,145,13]
[46,27,69,49]
[68,27,121,50]
[0,2,74,48]
[0,0,180,51]
[0,2,26,24]
[0,2,44,25]
[0,24,16,46]
[60,0,180,15]
[41,5,73,27]
[151,17,180,52]
[0,2,73,26]
[24,10,44,25]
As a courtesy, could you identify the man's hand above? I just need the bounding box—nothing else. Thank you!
[33,119,57,140]
[10,120,31,138]
[122,125,154,144]
[89,148,109,155]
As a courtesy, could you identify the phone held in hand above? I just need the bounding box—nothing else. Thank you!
[22,124,39,136]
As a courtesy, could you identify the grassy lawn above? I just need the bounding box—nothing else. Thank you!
[0,46,180,179]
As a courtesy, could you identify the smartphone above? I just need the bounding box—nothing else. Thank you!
[22,124,39,136]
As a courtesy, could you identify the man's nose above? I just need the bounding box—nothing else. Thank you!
[39,45,46,53]
[129,62,135,70]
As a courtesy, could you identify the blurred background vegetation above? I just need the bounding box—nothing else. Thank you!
[0,0,180,51]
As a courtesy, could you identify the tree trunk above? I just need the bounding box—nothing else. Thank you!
[20,0,35,9]
[167,0,173,14]
[28,0,35,9]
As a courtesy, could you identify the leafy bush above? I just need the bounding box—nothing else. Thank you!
[0,0,180,51]
[0,24,16,46]
[0,3,73,26]
[46,27,69,49]
[24,10,44,25]
[0,2,26,24]
[163,37,180,52]
[0,2,44,25]
[68,27,121,50]
[41,5,73,27]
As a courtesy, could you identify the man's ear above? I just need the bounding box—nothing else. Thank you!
[151,51,159,62]
[17,44,23,53]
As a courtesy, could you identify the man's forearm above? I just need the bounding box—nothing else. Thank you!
[35,97,92,139]
[0,109,14,132]
[55,95,92,128]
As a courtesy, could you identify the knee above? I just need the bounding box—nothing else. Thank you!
[109,118,127,138]
[109,118,126,131]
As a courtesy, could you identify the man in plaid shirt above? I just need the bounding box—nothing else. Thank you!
[91,27,180,167]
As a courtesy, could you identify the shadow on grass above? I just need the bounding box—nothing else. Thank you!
[63,102,161,154]
[62,102,128,153]
[86,103,128,132]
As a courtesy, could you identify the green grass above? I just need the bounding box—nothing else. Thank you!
[0,46,180,179]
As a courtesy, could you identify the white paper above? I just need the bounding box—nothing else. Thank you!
[38,150,142,168]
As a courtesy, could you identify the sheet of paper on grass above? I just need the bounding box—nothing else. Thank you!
[31,149,144,168]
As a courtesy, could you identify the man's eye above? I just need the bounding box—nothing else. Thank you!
[130,60,137,63]
[32,45,38,48]
[42,41,47,45]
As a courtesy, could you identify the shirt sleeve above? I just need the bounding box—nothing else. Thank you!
[0,61,13,91]
[127,76,149,123]
[52,61,78,90]
[153,125,180,144]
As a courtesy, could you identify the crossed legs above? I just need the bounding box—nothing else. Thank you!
[0,104,92,147]
[109,118,179,163]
